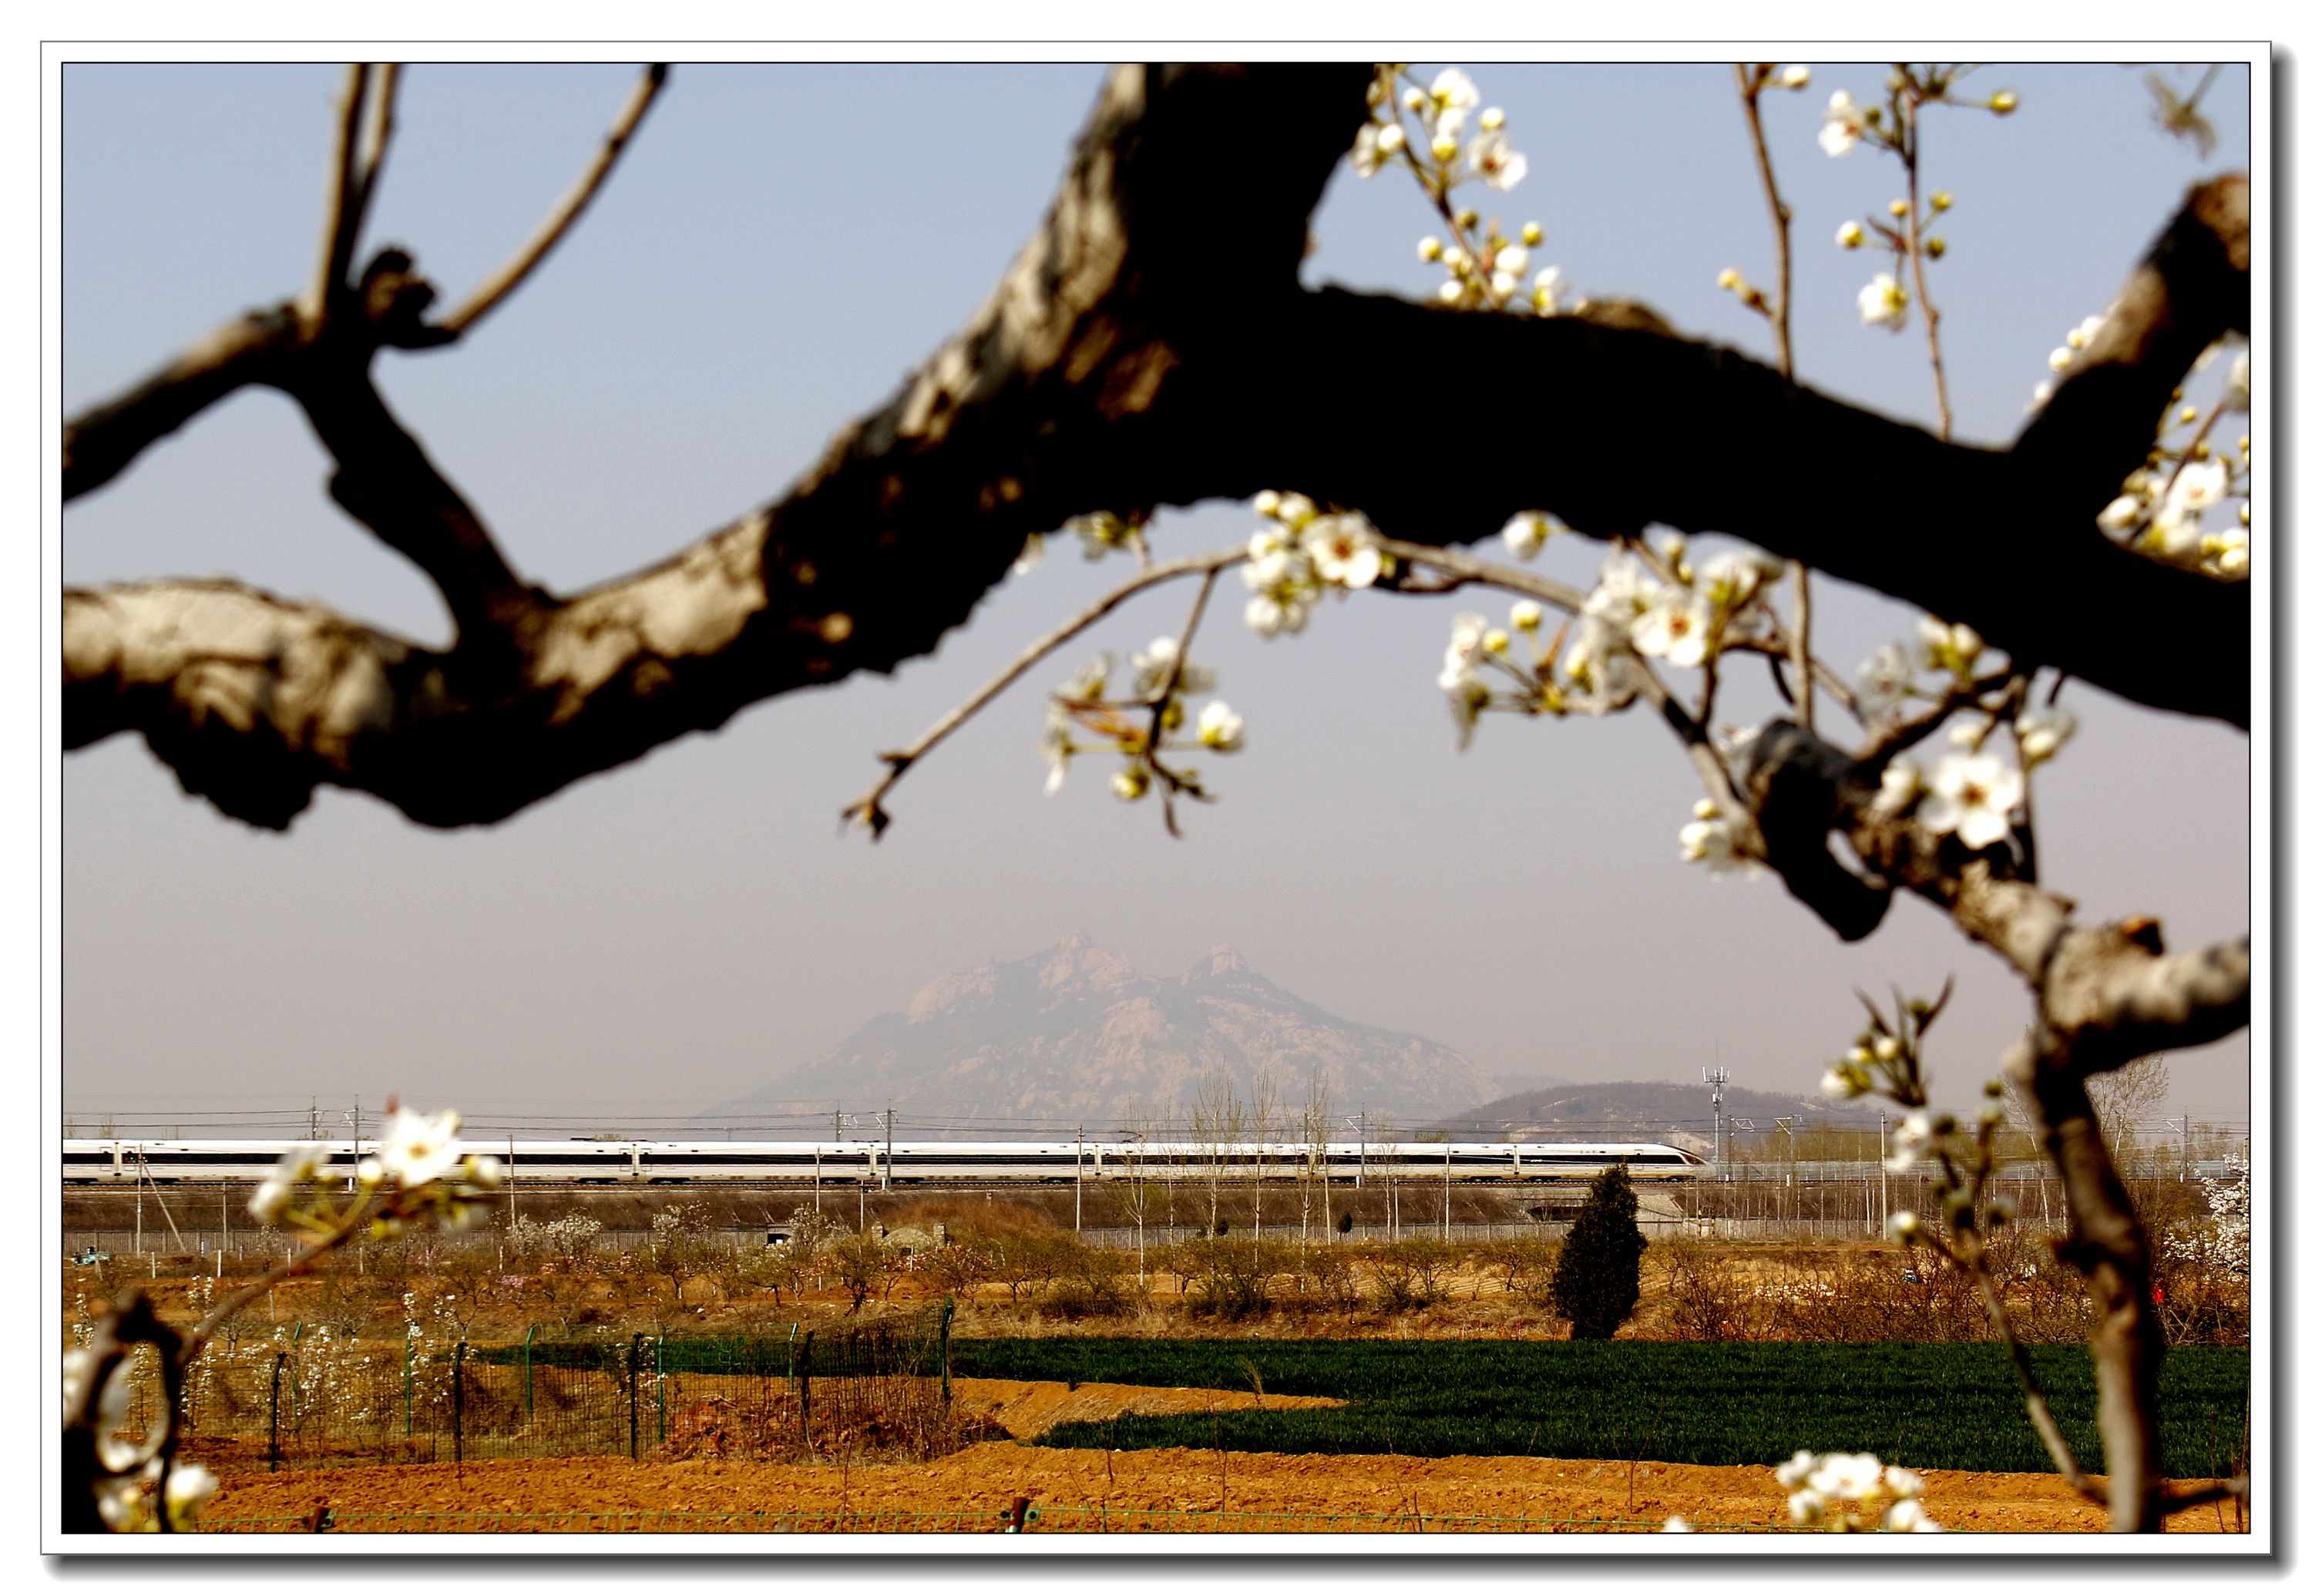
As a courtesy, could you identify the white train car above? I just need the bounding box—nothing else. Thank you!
[62,1137,1707,1185]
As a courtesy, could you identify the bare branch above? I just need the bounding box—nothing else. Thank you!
[840,546,1245,838]
[438,63,669,338]
[66,69,2251,830]
[2159,1476,2249,1512]
[351,62,403,233]
[307,64,375,321]
[62,308,301,503]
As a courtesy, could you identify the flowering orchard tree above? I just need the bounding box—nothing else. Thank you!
[63,64,2250,1532]
[60,1107,502,1532]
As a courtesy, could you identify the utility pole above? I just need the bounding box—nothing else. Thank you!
[1074,1126,1084,1234]
[1879,1111,1888,1238]
[883,1106,894,1192]
[1443,1140,1451,1241]
[1354,1109,1368,1190]
[1705,1063,1729,1178]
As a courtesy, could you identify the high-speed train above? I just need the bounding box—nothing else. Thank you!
[62,1138,1709,1185]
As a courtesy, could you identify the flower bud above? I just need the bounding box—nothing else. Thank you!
[1988,91,2018,114]
[1925,237,1946,259]
[1252,489,1282,518]
[1521,221,1544,246]
[1783,65,1811,89]
[1111,768,1150,802]
[1693,798,1719,821]
[1888,197,1909,218]
[1873,1034,1901,1062]
[1836,220,1865,250]
[1480,106,1506,131]
[1376,124,1406,156]
[1981,1077,2005,1098]
[1482,629,1511,655]
[1511,600,1544,631]
[1430,135,1459,162]
[1889,1211,1921,1244]
[1416,235,1443,263]
[1718,267,1743,291]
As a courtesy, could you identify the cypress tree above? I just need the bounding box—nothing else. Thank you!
[1548,1161,1647,1339]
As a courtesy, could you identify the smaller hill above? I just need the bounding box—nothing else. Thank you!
[1423,1078,1881,1147]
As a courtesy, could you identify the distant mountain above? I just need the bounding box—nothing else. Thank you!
[1424,1078,1880,1151]
[717,933,1498,1128]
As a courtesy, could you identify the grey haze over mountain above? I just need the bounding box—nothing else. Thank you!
[1427,1080,1882,1148]
[718,933,1500,1128]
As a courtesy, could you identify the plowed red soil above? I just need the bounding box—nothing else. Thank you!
[197,1382,2242,1535]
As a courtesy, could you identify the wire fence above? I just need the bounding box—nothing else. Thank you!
[114,1305,962,1473]
[197,1504,1801,1534]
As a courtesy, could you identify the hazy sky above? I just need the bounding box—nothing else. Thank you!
[59,60,2253,1134]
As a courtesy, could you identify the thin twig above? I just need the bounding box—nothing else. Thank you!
[1736,63,1815,732]
[841,546,1246,837]
[1964,1255,2107,1504]
[1367,537,1588,613]
[439,63,670,337]
[350,63,403,243]
[307,64,375,322]
[1898,78,1955,442]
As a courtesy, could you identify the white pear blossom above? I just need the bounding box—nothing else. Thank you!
[1884,1114,1934,1173]
[1698,548,1781,613]
[2169,459,2230,514]
[1581,551,1662,637]
[1437,612,1489,690]
[2015,704,2077,766]
[1806,1453,1884,1503]
[1776,1452,1820,1490]
[1947,717,1990,751]
[1786,1489,1828,1527]
[1870,753,1924,819]
[1245,593,1309,638]
[376,1107,463,1189]
[249,1142,330,1223]
[1430,69,1480,114]
[1883,1498,1943,1533]
[1466,129,1527,190]
[1819,90,1866,156]
[2200,523,2249,576]
[1884,1466,1926,1501]
[1445,674,1490,748]
[1131,637,1215,697]
[1502,511,1552,559]
[1858,272,1910,331]
[1528,265,1564,314]
[1660,1515,1692,1533]
[1920,752,2024,851]
[1631,589,1713,669]
[2096,493,2146,535]
[1494,244,1529,278]
[1915,617,1984,677]
[1196,701,1245,752]
[1853,644,1913,724]
[1302,513,1385,589]
[1349,123,1389,178]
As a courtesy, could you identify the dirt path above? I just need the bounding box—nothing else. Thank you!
[197,1382,2241,1535]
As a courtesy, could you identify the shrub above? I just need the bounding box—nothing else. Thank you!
[1549,1162,1647,1339]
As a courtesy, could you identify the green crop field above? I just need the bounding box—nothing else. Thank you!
[950,1338,2249,1477]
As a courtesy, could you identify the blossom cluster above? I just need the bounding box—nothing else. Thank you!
[1240,490,1391,637]
[247,1105,503,1244]
[1043,633,1242,807]
[1346,67,1569,314]
[2086,344,2251,577]
[61,1347,219,1531]
[1778,1450,1941,1532]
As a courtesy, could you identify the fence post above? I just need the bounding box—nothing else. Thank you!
[403,1328,415,1442]
[797,1330,815,1453]
[627,1334,643,1460]
[657,1334,667,1445]
[523,1324,536,1432]
[453,1339,467,1464]
[939,1295,954,1408]
[268,1351,286,1472]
